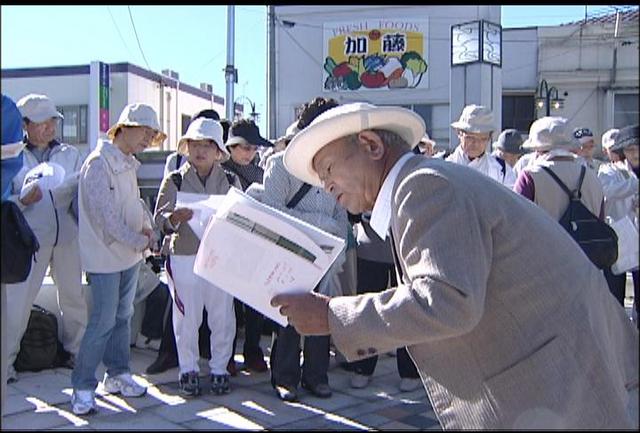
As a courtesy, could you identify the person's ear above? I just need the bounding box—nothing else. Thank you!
[357,130,385,160]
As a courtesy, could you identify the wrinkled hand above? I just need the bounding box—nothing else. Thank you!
[270,292,331,335]
[169,207,193,226]
[20,185,43,206]
[141,227,156,250]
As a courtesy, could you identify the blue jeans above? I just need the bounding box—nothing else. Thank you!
[71,261,141,391]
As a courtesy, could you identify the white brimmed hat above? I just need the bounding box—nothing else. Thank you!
[521,116,578,151]
[177,117,229,161]
[107,103,166,146]
[16,94,63,123]
[283,102,425,187]
[450,104,495,133]
[601,128,620,150]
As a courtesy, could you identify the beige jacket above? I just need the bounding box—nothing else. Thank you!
[329,156,638,429]
[154,162,240,256]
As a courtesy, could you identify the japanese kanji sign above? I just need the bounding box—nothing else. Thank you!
[323,19,428,92]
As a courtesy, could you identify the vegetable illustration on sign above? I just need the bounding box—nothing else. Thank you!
[323,20,428,92]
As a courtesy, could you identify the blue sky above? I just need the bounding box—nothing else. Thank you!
[0,5,626,136]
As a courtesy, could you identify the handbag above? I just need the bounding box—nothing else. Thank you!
[610,215,639,275]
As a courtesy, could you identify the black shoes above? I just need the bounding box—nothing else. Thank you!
[146,353,178,375]
[301,381,332,398]
[274,384,298,402]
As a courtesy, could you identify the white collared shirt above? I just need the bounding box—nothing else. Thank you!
[370,152,414,240]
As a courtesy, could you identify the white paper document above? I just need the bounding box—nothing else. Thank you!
[175,192,226,239]
[194,188,345,326]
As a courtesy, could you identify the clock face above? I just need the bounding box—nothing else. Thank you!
[482,21,502,66]
[451,21,480,66]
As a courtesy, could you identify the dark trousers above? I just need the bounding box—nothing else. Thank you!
[604,267,627,307]
[270,324,329,388]
[347,257,419,379]
[229,301,267,363]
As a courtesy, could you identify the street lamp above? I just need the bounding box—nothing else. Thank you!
[234,95,260,123]
[535,79,564,117]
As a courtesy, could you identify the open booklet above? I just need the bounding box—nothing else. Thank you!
[193,187,345,327]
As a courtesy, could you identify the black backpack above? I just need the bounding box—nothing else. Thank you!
[1,200,40,284]
[541,165,618,269]
[14,305,63,372]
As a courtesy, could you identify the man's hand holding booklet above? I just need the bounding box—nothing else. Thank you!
[193,187,345,326]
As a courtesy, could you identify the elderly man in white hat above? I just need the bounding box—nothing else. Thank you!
[270,102,638,429]
[447,104,516,188]
[598,125,639,318]
[70,103,165,415]
[5,93,88,385]
[154,117,240,398]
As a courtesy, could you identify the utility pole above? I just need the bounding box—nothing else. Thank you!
[225,6,237,121]
[267,5,276,138]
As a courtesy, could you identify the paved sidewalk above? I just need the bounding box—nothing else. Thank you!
[1,341,441,430]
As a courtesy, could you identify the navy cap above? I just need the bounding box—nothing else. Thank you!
[226,119,273,148]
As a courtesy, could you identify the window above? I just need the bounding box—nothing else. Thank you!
[181,114,191,135]
[502,95,534,134]
[400,104,433,140]
[613,93,639,128]
[55,105,88,145]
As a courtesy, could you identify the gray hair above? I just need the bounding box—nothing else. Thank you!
[346,129,410,149]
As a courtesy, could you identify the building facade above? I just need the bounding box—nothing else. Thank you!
[270,6,639,153]
[1,61,237,159]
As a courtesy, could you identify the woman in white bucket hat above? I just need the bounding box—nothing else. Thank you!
[153,117,240,397]
[447,104,517,189]
[71,103,165,415]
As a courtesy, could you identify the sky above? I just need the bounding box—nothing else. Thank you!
[0,5,630,137]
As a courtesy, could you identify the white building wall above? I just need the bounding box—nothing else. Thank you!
[502,27,538,91]
[273,5,502,149]
[2,65,226,154]
[537,19,639,150]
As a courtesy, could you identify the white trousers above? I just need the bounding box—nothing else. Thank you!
[169,255,235,375]
[5,240,88,367]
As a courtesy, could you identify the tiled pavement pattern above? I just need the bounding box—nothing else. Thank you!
[2,275,635,430]
[2,340,442,430]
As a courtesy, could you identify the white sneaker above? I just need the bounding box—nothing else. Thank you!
[350,373,372,389]
[71,389,97,415]
[399,378,422,392]
[103,372,147,397]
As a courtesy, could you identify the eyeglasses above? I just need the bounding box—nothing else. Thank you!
[188,140,217,150]
[459,131,491,143]
[574,128,593,139]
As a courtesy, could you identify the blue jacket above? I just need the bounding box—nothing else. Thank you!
[1,94,24,199]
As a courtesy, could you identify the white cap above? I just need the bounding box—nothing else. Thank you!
[601,128,620,150]
[16,94,63,123]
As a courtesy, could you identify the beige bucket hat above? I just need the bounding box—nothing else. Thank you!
[521,116,579,151]
[283,102,425,187]
[107,103,166,146]
[451,104,495,134]
[177,117,229,161]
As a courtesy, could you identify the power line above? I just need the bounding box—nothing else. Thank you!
[106,6,134,59]
[127,6,152,72]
